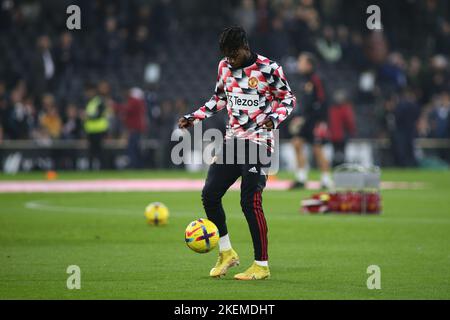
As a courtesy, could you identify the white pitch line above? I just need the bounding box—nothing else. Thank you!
[24,200,212,218]
[25,200,135,215]
[23,200,450,225]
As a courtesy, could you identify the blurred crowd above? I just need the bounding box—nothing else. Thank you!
[0,0,449,167]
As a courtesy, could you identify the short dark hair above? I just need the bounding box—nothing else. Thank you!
[219,26,249,54]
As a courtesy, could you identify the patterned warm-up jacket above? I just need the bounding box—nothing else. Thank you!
[184,54,296,150]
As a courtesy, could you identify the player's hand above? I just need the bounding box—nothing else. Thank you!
[178,117,194,129]
[260,118,274,131]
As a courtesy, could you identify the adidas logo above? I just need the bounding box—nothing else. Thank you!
[248,167,258,173]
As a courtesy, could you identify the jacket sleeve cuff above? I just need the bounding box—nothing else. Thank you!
[268,114,279,129]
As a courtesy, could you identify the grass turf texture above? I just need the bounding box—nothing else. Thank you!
[0,170,449,299]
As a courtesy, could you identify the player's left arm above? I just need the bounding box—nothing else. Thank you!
[265,63,297,129]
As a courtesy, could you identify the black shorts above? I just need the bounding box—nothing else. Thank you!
[214,138,272,169]
[298,120,328,145]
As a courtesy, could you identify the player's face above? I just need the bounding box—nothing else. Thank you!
[225,47,250,68]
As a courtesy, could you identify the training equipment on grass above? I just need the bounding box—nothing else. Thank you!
[145,202,169,225]
[302,164,382,214]
[185,218,219,253]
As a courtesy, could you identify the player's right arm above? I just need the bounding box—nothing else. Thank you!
[178,61,227,129]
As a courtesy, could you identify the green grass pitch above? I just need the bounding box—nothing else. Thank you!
[0,170,449,299]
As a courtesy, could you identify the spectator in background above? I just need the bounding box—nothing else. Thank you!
[255,0,272,35]
[9,81,34,139]
[346,31,365,70]
[336,25,350,60]
[428,91,450,163]
[364,31,389,67]
[328,89,356,166]
[378,52,408,93]
[407,56,425,103]
[289,0,320,54]
[428,91,450,162]
[37,93,62,170]
[266,15,290,61]
[128,25,154,58]
[429,91,450,139]
[121,87,147,169]
[252,0,274,51]
[60,103,83,169]
[436,20,450,56]
[54,32,80,102]
[382,90,420,167]
[31,35,55,98]
[10,89,28,139]
[289,52,332,189]
[336,26,365,69]
[39,94,62,140]
[54,32,79,77]
[422,55,450,104]
[83,81,110,170]
[101,17,123,72]
[62,103,83,140]
[233,0,257,37]
[22,96,39,140]
[0,81,13,140]
[316,25,342,64]
[0,81,8,141]
[417,0,442,56]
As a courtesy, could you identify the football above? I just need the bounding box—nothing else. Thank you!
[145,202,169,225]
[185,218,219,253]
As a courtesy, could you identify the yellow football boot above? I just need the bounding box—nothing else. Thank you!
[209,249,240,278]
[234,262,270,280]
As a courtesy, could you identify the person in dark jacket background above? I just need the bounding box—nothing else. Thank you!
[83,81,110,170]
[328,89,356,166]
[382,89,420,167]
[121,87,147,169]
[289,52,332,189]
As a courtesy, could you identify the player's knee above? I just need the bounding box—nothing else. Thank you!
[201,186,221,206]
[240,197,253,213]
[292,137,302,149]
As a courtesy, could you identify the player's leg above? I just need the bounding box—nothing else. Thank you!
[234,164,270,280]
[312,143,332,189]
[290,123,312,189]
[202,161,240,240]
[202,160,241,277]
[311,121,332,189]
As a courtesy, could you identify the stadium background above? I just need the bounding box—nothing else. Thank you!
[1,0,449,172]
[1,0,450,301]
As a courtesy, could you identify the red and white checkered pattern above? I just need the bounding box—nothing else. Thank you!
[185,54,296,149]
